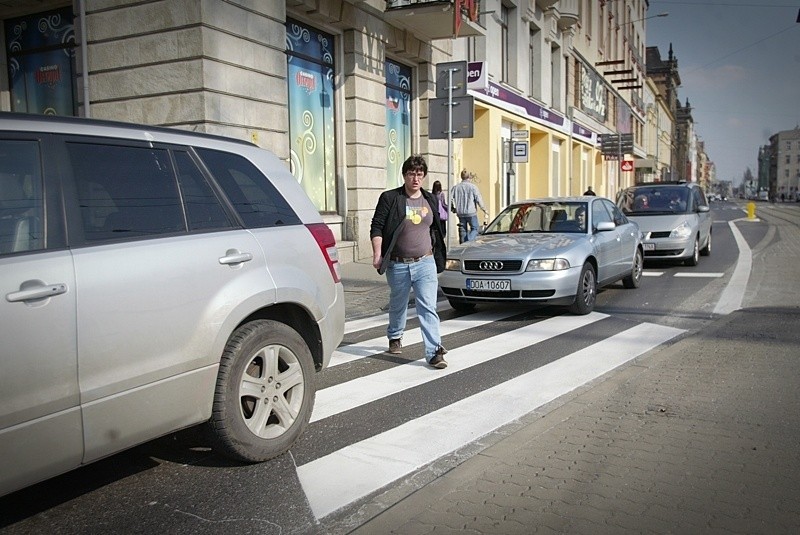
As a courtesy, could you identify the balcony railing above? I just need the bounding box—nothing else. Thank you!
[385,0,485,39]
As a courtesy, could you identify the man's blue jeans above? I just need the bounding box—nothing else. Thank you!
[386,255,441,362]
[457,214,479,243]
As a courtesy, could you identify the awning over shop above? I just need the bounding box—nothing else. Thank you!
[634,158,655,168]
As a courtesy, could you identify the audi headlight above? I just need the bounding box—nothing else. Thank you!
[445,258,461,271]
[525,258,570,271]
[670,221,692,239]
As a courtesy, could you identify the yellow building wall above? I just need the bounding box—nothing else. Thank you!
[456,100,605,215]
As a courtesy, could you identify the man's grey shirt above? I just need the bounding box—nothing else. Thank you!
[450,180,485,216]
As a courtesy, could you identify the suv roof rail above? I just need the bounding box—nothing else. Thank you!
[0,111,256,148]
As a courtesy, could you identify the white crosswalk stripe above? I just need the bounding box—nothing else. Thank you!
[314,312,607,422]
[331,307,521,368]
[300,309,685,519]
[343,301,453,335]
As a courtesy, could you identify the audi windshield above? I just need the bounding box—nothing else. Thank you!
[484,201,589,234]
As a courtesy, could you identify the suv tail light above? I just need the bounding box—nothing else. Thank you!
[306,223,341,283]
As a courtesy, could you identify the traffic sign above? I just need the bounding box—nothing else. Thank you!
[512,141,529,163]
[428,96,475,139]
[435,61,468,99]
[620,160,634,172]
[599,133,633,156]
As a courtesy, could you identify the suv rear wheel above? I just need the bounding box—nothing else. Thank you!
[208,320,315,462]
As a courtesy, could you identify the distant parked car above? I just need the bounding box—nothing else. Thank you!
[0,113,345,496]
[439,197,643,315]
[616,181,711,266]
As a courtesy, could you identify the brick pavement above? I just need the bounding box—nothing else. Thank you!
[340,207,800,534]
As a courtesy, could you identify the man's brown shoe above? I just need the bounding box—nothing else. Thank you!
[388,338,402,354]
[429,346,448,369]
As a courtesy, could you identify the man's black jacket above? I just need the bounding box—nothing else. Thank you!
[370,186,446,274]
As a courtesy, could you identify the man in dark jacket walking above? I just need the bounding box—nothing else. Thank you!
[370,155,448,369]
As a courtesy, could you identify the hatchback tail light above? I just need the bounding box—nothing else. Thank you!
[306,223,341,283]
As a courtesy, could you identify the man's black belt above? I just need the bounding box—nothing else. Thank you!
[390,251,432,263]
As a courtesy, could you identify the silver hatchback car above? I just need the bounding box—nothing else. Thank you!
[0,113,345,496]
[616,182,712,266]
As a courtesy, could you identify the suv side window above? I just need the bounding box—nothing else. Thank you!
[173,151,232,231]
[67,143,185,242]
[0,140,45,254]
[196,148,300,228]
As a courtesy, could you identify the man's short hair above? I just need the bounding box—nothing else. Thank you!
[460,169,470,180]
[402,155,428,176]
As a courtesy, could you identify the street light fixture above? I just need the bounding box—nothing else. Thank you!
[602,12,669,89]
[614,12,669,31]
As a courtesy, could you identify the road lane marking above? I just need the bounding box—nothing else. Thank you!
[674,272,724,278]
[714,219,751,315]
[642,271,664,277]
[299,321,685,519]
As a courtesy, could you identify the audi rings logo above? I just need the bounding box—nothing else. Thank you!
[479,261,504,271]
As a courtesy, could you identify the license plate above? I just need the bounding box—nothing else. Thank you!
[643,243,655,251]
[467,279,510,291]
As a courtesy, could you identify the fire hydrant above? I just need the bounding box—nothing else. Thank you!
[747,201,756,220]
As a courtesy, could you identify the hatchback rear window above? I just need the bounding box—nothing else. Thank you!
[196,148,300,228]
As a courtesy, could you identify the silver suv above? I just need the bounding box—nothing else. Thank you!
[616,181,712,266]
[0,113,345,496]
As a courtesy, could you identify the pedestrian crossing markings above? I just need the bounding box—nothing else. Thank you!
[298,308,685,519]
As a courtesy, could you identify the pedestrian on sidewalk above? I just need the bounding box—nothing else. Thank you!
[431,180,448,236]
[584,186,596,196]
[450,169,487,243]
[370,155,448,369]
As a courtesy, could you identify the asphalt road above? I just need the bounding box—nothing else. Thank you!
[1,200,794,534]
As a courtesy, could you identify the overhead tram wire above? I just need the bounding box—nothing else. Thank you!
[681,23,799,75]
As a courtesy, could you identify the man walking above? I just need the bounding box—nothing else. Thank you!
[450,169,487,243]
[370,155,448,369]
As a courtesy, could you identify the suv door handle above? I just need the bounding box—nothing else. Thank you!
[219,250,253,265]
[7,283,68,303]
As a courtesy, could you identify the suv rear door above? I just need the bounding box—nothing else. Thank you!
[0,136,82,495]
[58,137,274,463]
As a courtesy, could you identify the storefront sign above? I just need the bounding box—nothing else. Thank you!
[475,81,566,131]
[467,61,487,90]
[579,63,606,122]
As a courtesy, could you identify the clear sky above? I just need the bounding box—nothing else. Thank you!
[646,0,800,184]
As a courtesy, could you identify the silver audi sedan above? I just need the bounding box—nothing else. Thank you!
[439,196,643,315]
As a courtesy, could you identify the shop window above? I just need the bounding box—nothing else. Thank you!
[285,19,337,213]
[4,7,77,115]
[385,59,412,189]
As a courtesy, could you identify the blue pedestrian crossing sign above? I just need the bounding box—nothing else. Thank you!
[512,141,529,163]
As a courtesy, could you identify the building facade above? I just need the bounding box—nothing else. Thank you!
[0,0,687,261]
[769,127,800,201]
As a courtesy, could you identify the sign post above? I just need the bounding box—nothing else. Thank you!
[430,61,473,248]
